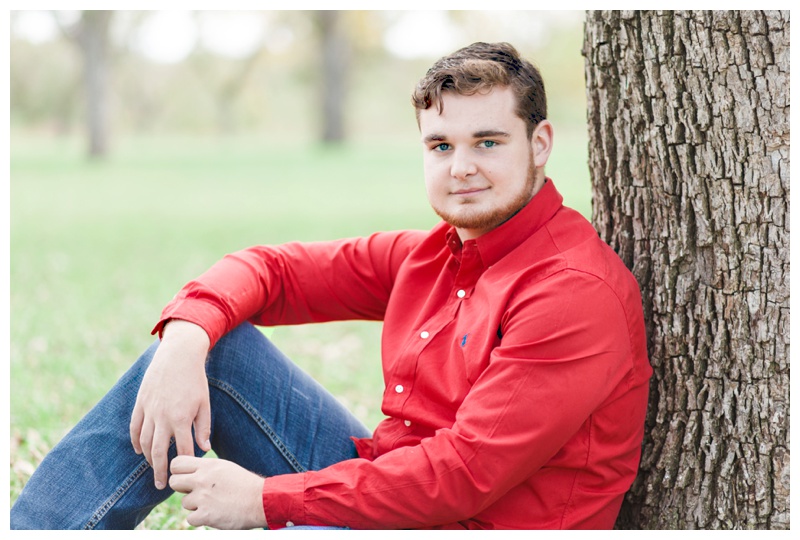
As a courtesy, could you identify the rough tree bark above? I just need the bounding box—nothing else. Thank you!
[583,11,789,529]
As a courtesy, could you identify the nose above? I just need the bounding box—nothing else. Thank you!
[450,148,478,180]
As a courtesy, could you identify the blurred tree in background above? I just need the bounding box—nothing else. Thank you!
[10,10,587,157]
[315,10,349,143]
[70,11,113,158]
[183,13,268,135]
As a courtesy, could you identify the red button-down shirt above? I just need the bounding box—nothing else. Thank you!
[154,179,652,529]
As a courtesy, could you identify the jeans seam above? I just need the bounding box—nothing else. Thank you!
[208,376,308,474]
[83,457,152,530]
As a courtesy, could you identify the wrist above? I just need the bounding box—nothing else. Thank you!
[248,475,268,529]
[162,319,211,350]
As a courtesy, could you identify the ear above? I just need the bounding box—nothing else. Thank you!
[529,120,554,168]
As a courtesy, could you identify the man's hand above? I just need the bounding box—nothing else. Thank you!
[169,456,268,529]
[129,319,212,489]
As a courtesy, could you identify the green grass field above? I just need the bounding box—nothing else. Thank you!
[9,131,591,529]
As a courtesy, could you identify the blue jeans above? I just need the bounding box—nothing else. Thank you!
[11,323,371,530]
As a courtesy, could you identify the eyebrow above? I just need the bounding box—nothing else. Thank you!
[473,130,511,139]
[423,129,511,144]
[423,133,446,143]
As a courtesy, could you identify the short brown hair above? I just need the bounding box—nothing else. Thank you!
[412,42,547,138]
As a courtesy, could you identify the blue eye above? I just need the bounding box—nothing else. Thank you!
[435,143,450,152]
[481,140,497,148]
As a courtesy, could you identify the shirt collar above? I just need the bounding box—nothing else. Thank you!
[444,178,564,267]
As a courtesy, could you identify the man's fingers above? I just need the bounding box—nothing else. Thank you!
[170,455,203,474]
[150,426,171,489]
[129,404,144,454]
[168,472,194,495]
[166,458,266,529]
[169,473,188,494]
[194,403,212,453]
[186,511,205,528]
[168,457,204,495]
[138,418,155,467]
[181,492,198,511]
[175,426,195,458]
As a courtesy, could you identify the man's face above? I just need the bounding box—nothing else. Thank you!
[419,86,551,240]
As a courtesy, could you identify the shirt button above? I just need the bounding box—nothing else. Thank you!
[457,289,466,298]
[420,331,430,339]
[395,384,404,393]
[404,420,412,427]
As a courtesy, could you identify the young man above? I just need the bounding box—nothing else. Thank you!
[11,42,652,530]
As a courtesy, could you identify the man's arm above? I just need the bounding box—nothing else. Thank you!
[134,231,424,490]
[152,231,425,347]
[260,270,649,528]
[129,319,212,489]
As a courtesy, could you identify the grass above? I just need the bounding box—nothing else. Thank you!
[9,130,591,529]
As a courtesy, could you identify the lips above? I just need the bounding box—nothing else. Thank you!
[452,187,489,195]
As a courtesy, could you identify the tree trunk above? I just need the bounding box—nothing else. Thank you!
[583,10,789,529]
[78,10,112,158]
[316,10,349,143]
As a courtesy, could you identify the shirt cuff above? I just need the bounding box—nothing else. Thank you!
[151,302,228,348]
[351,436,375,460]
[262,473,306,529]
